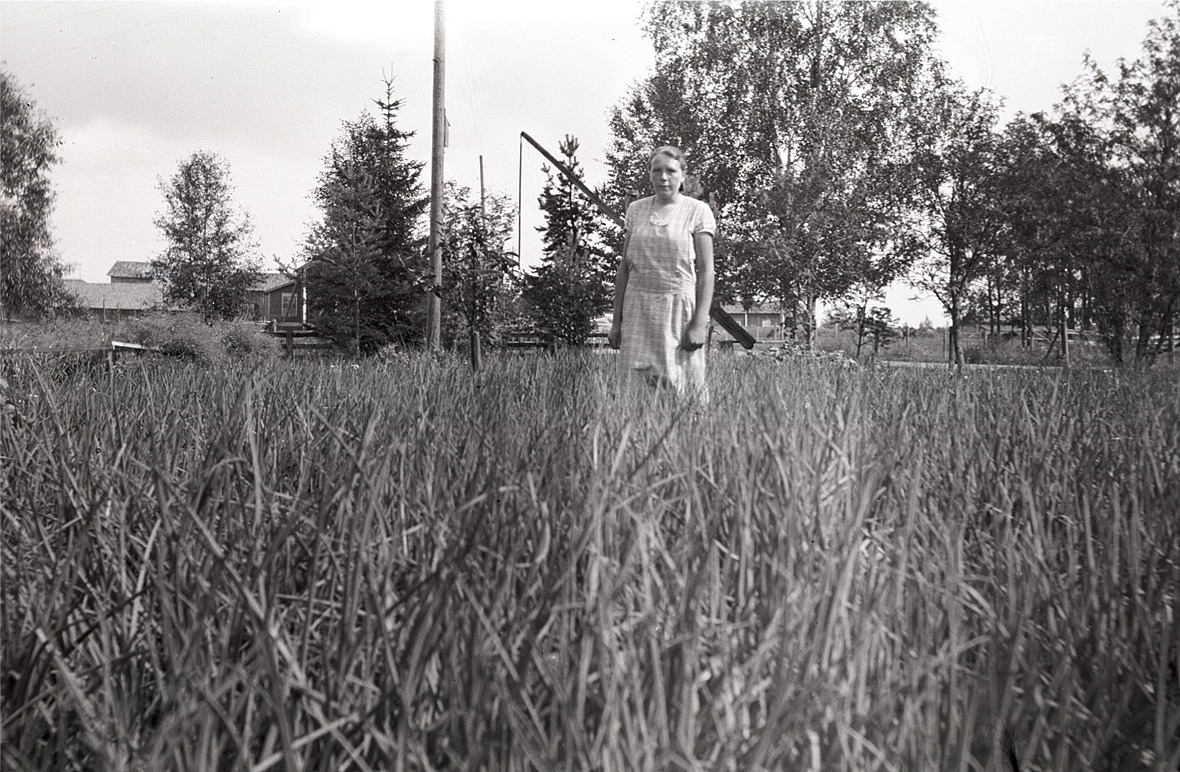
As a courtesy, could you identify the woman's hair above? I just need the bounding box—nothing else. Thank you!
[650,145,686,169]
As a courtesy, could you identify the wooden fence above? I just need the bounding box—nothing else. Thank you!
[275,327,332,357]
[502,331,610,351]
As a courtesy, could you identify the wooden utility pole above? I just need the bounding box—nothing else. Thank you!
[480,156,487,221]
[426,0,446,349]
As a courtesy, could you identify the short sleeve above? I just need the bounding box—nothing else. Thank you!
[624,200,639,234]
[692,200,716,236]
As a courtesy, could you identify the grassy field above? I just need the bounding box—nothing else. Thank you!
[807,327,1130,368]
[2,351,1178,771]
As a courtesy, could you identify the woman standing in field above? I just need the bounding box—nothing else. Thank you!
[607,146,715,400]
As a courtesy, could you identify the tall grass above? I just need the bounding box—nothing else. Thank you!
[2,352,1177,771]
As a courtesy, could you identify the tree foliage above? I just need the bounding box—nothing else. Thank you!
[440,181,520,354]
[908,81,1004,366]
[302,79,429,354]
[985,111,1124,363]
[1064,4,1180,364]
[827,292,899,360]
[986,114,1070,346]
[606,0,942,341]
[0,69,69,321]
[974,2,1180,366]
[524,135,615,347]
[151,150,261,324]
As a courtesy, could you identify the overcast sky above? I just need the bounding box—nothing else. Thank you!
[1,0,1170,324]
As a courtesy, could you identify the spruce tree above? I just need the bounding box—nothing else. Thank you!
[303,77,429,353]
[524,135,614,347]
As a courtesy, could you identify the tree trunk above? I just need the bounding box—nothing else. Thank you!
[1135,320,1151,366]
[470,326,482,371]
[786,261,819,348]
[854,305,865,360]
[802,293,817,349]
[987,273,1001,335]
[948,241,964,367]
[1021,269,1032,349]
[469,289,482,372]
[949,292,962,367]
[1059,288,1070,369]
[354,290,361,354]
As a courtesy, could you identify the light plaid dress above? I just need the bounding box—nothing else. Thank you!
[619,195,716,397]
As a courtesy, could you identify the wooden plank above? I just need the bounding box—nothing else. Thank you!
[710,302,756,349]
[2,341,156,355]
[1,346,107,354]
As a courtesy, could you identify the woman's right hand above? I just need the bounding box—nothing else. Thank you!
[607,323,621,349]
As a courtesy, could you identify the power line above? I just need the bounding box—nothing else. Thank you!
[3,2,134,31]
[0,1,64,23]
[975,19,994,89]
[450,13,483,156]
[6,7,200,66]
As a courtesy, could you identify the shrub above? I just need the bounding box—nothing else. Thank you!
[114,314,280,364]
[753,339,858,368]
[217,320,280,361]
[117,314,224,363]
[1,315,285,369]
[0,317,114,350]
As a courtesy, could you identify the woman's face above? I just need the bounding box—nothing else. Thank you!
[649,154,684,197]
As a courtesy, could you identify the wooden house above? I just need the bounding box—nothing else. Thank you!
[248,272,305,326]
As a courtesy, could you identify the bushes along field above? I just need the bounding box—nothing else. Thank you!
[1,353,1177,771]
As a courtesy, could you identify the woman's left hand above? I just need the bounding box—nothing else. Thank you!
[681,322,707,350]
[607,323,622,349]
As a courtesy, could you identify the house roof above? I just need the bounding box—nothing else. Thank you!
[66,279,163,311]
[99,262,294,292]
[107,260,154,279]
[253,272,296,293]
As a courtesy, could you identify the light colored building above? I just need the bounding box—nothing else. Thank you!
[106,261,155,284]
[64,279,164,320]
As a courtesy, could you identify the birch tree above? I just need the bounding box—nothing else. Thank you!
[908,81,1003,367]
[1065,3,1180,364]
[606,0,942,342]
[152,150,261,323]
[0,70,69,321]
